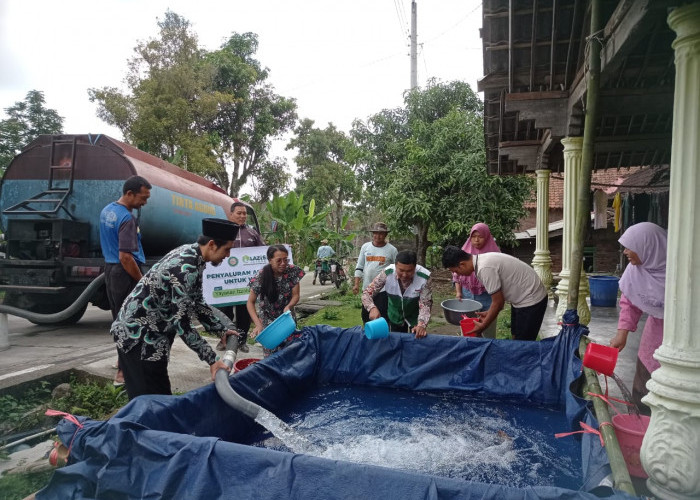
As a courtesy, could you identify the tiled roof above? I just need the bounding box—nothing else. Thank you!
[524,167,644,209]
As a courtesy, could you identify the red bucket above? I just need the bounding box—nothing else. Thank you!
[583,342,618,377]
[460,317,477,337]
[612,414,651,478]
[234,358,261,373]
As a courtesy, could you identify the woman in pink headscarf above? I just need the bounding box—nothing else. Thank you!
[610,222,666,415]
[452,223,501,313]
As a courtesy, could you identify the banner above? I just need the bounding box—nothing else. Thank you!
[202,245,293,306]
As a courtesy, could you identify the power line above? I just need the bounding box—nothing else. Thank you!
[422,2,482,45]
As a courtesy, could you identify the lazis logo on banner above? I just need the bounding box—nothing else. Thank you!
[203,245,293,306]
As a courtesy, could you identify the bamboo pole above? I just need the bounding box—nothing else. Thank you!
[579,336,636,495]
[568,0,601,310]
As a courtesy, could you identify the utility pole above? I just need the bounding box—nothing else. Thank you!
[410,0,418,88]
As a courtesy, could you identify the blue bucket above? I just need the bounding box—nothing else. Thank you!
[256,311,296,349]
[364,317,389,339]
[588,276,620,307]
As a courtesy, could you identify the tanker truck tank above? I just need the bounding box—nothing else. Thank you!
[0,134,258,324]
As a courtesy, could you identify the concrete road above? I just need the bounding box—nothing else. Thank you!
[0,270,338,391]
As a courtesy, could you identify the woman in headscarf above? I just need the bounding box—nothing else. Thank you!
[611,222,667,415]
[452,223,501,338]
[453,223,501,311]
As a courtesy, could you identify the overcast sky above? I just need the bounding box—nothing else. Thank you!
[1,0,484,191]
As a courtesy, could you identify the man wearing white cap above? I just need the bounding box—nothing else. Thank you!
[353,222,398,323]
[111,218,242,399]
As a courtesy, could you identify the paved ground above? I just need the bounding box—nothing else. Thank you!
[0,271,338,392]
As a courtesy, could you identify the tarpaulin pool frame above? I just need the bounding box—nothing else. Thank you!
[39,323,639,500]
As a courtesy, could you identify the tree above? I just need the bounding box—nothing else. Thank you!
[89,13,296,195]
[288,119,361,233]
[0,90,63,172]
[353,80,533,265]
[207,33,298,196]
[249,157,291,203]
[89,11,221,180]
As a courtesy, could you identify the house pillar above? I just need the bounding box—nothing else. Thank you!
[531,169,554,298]
[556,137,590,324]
[642,5,700,499]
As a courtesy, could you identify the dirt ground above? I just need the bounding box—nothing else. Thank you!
[428,268,462,336]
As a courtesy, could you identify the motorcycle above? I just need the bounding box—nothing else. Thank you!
[315,258,348,288]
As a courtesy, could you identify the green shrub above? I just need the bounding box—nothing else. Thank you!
[51,376,128,421]
[322,308,340,321]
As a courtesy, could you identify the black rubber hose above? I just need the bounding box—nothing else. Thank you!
[213,322,261,420]
[0,274,105,322]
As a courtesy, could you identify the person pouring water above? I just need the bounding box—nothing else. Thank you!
[452,223,501,338]
[609,222,667,416]
[362,250,433,338]
[247,245,305,357]
[442,246,547,340]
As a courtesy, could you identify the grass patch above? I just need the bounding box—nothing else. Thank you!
[0,375,129,500]
[0,469,54,500]
[0,381,53,435]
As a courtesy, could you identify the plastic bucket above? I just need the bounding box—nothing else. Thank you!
[460,317,477,336]
[588,276,619,307]
[613,414,651,478]
[583,342,619,376]
[256,311,296,349]
[234,358,260,373]
[364,317,389,339]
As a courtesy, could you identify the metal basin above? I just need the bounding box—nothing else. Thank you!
[440,299,482,326]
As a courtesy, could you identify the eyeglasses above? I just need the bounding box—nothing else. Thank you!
[272,258,290,264]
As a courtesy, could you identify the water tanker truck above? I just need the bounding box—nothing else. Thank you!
[0,134,258,325]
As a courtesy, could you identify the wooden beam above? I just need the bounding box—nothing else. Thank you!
[549,0,558,90]
[564,0,580,89]
[600,0,675,82]
[505,94,569,136]
[593,134,671,153]
[530,0,538,91]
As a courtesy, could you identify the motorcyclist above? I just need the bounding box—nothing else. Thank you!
[313,239,335,285]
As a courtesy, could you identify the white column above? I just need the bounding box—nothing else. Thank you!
[531,169,554,298]
[642,4,700,499]
[556,137,591,324]
[0,313,10,351]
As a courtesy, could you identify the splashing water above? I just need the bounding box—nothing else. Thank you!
[245,386,582,489]
[255,408,324,455]
[611,373,641,417]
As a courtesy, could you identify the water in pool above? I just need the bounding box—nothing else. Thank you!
[243,385,583,489]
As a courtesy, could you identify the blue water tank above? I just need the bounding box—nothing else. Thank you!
[588,276,620,307]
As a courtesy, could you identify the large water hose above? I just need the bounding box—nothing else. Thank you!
[213,318,262,420]
[0,274,105,323]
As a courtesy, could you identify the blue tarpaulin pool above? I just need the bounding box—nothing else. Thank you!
[39,325,638,499]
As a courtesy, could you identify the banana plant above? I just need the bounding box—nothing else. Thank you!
[266,192,330,264]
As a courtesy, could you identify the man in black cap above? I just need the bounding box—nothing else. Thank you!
[111,218,243,399]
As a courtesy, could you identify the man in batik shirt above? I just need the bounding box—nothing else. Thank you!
[111,218,242,399]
